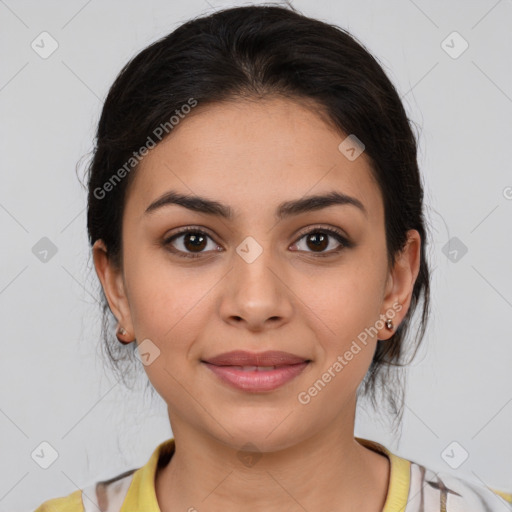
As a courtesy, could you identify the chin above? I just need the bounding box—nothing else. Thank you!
[213,417,306,454]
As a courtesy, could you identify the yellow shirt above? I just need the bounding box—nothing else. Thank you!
[33,437,512,511]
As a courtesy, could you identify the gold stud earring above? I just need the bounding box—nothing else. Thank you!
[116,325,134,344]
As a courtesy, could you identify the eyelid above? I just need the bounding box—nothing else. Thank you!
[293,224,351,245]
[162,225,217,244]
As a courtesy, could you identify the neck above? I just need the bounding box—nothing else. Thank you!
[155,407,390,512]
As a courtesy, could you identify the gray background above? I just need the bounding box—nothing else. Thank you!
[1,0,511,510]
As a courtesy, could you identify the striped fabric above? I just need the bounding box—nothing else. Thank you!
[33,437,512,511]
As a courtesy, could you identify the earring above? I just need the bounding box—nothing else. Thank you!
[116,325,134,344]
[385,318,394,330]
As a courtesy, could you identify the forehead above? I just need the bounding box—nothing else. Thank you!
[126,97,383,223]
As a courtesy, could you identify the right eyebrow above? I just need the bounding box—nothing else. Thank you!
[145,190,233,218]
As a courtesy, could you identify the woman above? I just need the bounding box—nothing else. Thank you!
[34,4,512,511]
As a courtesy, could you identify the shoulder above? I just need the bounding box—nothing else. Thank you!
[31,438,175,512]
[405,459,512,511]
[32,469,136,512]
[32,489,83,512]
[356,437,512,512]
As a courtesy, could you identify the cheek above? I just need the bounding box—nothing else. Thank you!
[303,257,387,392]
[122,246,195,338]
[127,267,212,344]
[314,259,385,335]
[302,272,384,404]
[123,256,215,398]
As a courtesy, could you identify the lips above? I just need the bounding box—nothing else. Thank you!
[201,350,311,392]
[202,350,309,367]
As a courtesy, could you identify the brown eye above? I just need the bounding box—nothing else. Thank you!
[164,228,220,259]
[304,232,329,252]
[182,232,207,252]
[291,227,352,256]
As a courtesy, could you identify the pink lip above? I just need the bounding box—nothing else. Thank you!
[203,361,310,392]
[201,350,311,392]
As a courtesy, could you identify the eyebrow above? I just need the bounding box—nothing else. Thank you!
[145,190,367,220]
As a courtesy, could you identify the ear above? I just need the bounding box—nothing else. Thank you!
[378,229,422,340]
[92,240,134,337]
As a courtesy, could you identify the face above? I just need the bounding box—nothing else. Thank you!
[94,97,420,452]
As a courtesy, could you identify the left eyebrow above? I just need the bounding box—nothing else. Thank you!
[276,191,368,220]
[144,190,368,220]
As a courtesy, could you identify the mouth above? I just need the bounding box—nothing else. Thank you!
[216,365,295,371]
[201,358,311,392]
[202,349,310,367]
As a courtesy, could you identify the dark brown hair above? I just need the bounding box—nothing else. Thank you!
[86,4,430,426]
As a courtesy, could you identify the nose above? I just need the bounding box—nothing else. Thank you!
[218,239,293,332]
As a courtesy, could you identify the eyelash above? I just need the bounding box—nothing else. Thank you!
[163,225,353,260]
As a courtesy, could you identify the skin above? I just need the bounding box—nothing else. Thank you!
[93,96,421,512]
